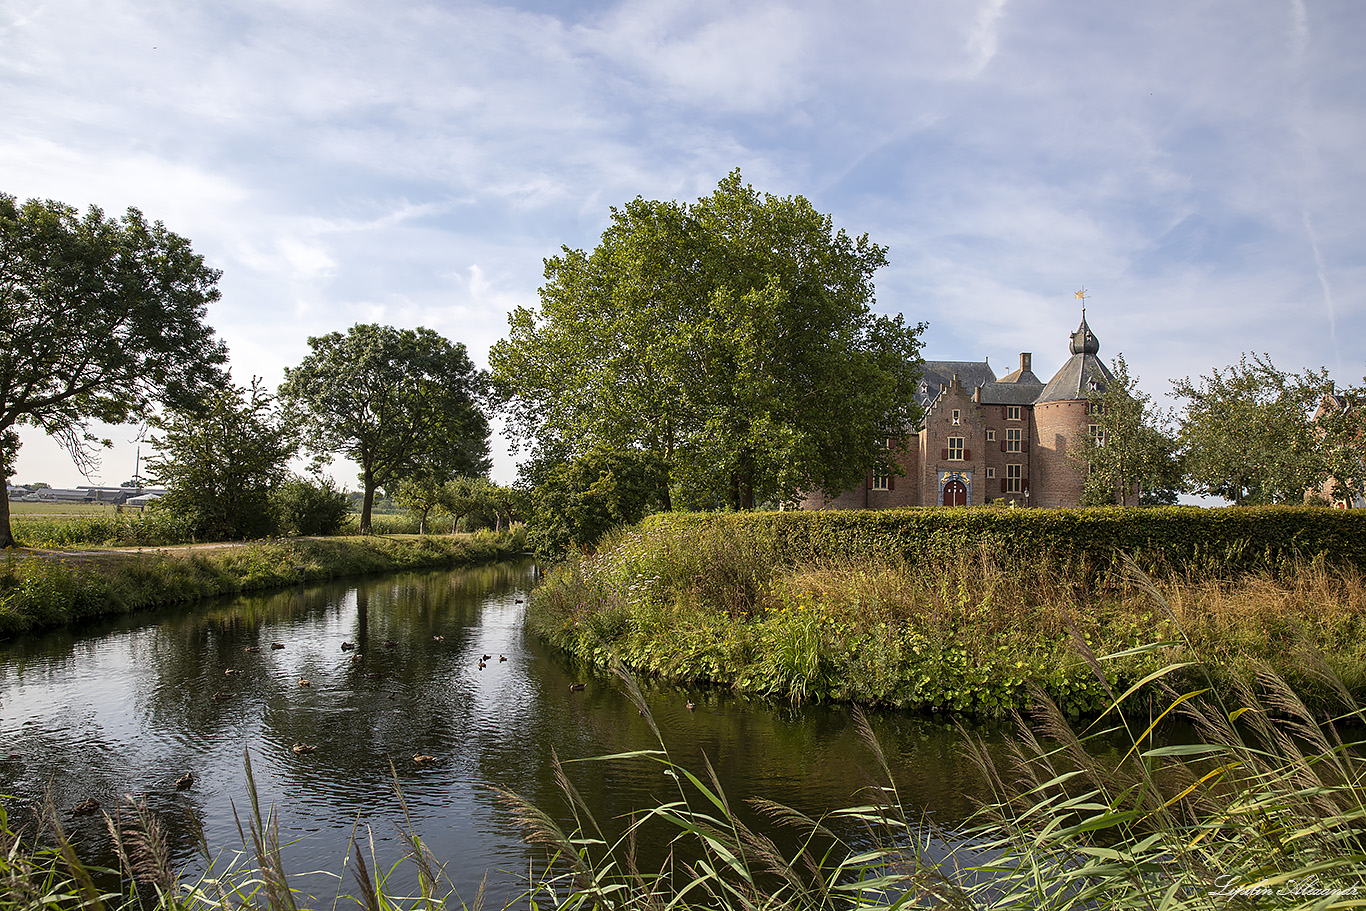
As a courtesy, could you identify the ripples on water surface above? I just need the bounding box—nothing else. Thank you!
[0,561,1001,902]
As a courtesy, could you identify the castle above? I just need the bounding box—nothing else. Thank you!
[801,315,1114,510]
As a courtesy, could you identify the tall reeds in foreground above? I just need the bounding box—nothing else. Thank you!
[0,749,493,911]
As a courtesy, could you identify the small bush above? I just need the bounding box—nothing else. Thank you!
[272,476,350,536]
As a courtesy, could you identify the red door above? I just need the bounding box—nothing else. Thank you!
[942,479,967,506]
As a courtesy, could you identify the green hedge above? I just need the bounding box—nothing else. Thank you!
[635,505,1366,576]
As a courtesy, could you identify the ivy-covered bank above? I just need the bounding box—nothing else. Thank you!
[0,529,526,638]
[529,508,1366,716]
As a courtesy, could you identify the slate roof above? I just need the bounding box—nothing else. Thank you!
[1036,316,1115,403]
[979,381,1045,406]
[918,360,996,409]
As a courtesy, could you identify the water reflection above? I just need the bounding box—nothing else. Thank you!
[0,561,1002,902]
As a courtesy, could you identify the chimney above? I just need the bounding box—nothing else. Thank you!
[1020,353,1032,372]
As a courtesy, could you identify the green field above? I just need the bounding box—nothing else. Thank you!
[6,500,125,516]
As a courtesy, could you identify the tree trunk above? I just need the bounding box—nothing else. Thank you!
[360,471,376,535]
[418,506,429,536]
[736,449,756,510]
[0,479,13,549]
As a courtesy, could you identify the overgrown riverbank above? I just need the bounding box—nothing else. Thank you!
[0,529,527,637]
[530,508,1366,715]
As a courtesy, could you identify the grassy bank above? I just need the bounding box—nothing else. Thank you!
[0,528,527,638]
[529,515,1366,716]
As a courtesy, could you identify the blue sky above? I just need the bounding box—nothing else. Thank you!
[4,0,1363,492]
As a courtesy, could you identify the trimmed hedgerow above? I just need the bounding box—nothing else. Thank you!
[634,505,1366,578]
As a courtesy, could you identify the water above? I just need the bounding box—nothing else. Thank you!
[0,561,1000,903]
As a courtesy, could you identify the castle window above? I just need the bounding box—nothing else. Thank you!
[871,473,890,491]
[986,467,996,479]
[952,409,961,425]
[1006,405,1022,421]
[986,429,996,442]
[948,437,964,460]
[1006,428,1022,452]
[1006,464,1022,493]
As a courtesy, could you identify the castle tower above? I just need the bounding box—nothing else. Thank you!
[1031,316,1115,507]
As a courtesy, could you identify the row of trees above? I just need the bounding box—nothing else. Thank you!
[0,191,495,545]
[142,323,494,541]
[1072,354,1365,508]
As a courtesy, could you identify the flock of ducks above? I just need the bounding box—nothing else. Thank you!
[199,635,511,781]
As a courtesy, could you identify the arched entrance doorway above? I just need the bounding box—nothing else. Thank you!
[942,479,967,506]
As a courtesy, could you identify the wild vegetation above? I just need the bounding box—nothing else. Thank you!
[529,509,1366,716]
[0,529,526,637]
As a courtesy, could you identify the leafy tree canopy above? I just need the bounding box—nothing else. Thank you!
[0,193,227,547]
[145,377,297,541]
[1173,354,1330,505]
[1070,354,1183,507]
[527,447,671,557]
[279,324,491,534]
[490,170,924,511]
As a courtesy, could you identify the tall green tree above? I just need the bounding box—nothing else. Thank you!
[490,170,924,511]
[1069,354,1183,507]
[145,377,297,540]
[279,324,490,534]
[1173,354,1330,505]
[0,194,227,548]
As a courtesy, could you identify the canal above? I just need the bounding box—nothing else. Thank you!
[0,561,1002,903]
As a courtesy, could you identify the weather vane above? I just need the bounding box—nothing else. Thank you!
[1075,287,1088,320]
